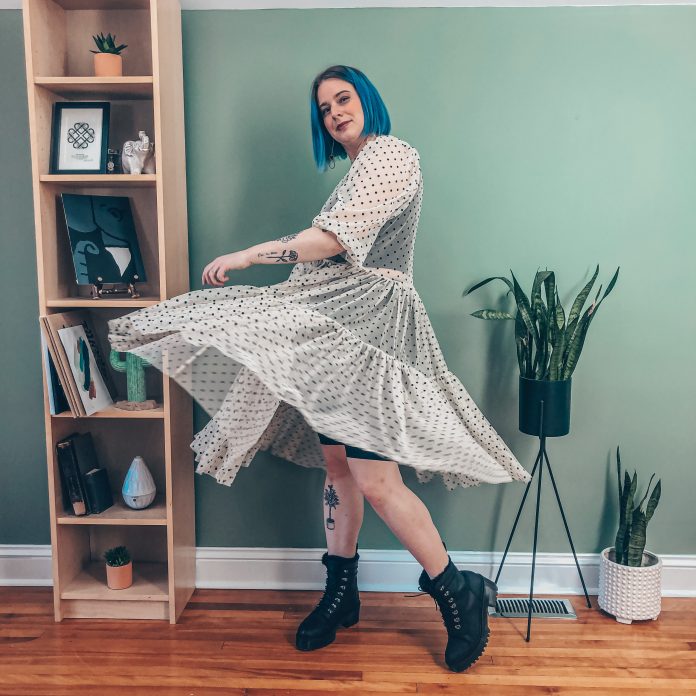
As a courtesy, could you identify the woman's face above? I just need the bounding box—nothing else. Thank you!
[317,78,365,148]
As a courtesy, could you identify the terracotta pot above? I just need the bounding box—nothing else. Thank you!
[94,53,123,77]
[106,561,133,590]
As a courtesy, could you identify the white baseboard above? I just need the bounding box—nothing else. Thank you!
[1,544,694,596]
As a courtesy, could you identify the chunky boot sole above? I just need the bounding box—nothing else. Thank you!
[447,576,498,673]
[295,604,360,651]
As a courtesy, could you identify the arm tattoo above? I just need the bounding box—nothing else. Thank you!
[324,484,340,530]
[257,249,298,263]
[278,233,299,243]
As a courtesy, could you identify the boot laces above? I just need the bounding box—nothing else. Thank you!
[315,569,351,617]
[405,583,462,631]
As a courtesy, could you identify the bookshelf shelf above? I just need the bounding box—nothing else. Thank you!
[57,494,168,525]
[40,174,157,187]
[46,297,162,308]
[61,561,169,601]
[24,0,194,624]
[52,403,165,418]
[35,76,154,99]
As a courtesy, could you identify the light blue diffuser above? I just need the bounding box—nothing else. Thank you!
[122,455,156,509]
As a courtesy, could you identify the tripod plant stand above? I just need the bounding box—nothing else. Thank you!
[494,376,592,641]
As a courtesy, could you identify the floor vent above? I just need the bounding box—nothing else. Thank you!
[490,597,577,619]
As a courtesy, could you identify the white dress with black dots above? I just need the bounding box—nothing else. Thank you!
[107,134,533,491]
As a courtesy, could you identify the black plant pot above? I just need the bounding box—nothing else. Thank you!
[519,376,572,437]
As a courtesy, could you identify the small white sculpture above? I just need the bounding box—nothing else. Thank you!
[121,130,156,174]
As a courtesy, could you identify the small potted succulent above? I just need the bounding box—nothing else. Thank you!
[91,33,127,77]
[598,446,662,624]
[104,545,133,590]
[464,264,620,438]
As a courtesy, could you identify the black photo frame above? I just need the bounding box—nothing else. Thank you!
[50,102,110,174]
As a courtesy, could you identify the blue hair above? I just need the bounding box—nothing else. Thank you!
[309,65,391,173]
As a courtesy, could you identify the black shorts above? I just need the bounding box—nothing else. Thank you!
[317,432,389,461]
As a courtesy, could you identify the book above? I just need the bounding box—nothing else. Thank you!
[83,467,113,514]
[42,311,117,417]
[40,317,78,416]
[58,323,114,416]
[56,438,87,516]
[56,432,111,515]
[40,328,70,416]
[60,193,147,286]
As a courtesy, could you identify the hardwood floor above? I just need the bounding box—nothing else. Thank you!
[0,586,694,694]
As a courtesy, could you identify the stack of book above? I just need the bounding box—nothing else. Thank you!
[56,432,114,516]
[39,310,116,416]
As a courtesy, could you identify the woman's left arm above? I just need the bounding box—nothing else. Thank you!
[201,226,344,286]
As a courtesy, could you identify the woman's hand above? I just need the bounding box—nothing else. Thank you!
[201,251,252,287]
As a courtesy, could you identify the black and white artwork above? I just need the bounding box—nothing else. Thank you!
[60,193,147,286]
[50,102,110,174]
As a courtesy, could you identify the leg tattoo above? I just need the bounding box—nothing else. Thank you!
[324,483,340,530]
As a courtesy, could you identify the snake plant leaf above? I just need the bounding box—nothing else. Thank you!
[616,445,623,501]
[628,508,647,566]
[615,468,630,564]
[554,291,565,331]
[645,480,661,522]
[515,310,532,377]
[530,270,552,317]
[462,275,513,297]
[510,269,540,348]
[548,329,566,380]
[635,473,656,510]
[515,335,525,373]
[567,264,599,327]
[561,308,592,379]
[617,470,637,565]
[543,272,556,317]
[531,303,548,378]
[470,309,515,320]
[547,290,566,379]
[561,267,620,379]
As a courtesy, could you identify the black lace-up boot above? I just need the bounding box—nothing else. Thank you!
[295,544,360,651]
[417,551,498,672]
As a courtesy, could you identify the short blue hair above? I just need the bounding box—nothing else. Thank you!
[310,65,391,172]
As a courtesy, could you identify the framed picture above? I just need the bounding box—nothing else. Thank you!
[50,102,110,174]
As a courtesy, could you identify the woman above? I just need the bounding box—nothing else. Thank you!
[108,65,532,673]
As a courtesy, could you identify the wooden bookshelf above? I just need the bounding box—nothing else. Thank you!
[22,0,194,623]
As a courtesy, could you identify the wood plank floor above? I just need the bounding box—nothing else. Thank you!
[0,587,695,695]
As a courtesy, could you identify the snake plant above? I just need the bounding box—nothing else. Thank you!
[613,445,661,566]
[463,264,619,380]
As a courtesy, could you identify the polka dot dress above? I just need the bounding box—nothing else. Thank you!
[107,134,533,491]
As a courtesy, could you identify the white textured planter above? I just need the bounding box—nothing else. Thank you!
[598,546,662,624]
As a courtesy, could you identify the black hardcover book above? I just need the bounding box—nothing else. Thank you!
[47,348,70,414]
[56,439,87,516]
[70,432,101,485]
[83,467,113,514]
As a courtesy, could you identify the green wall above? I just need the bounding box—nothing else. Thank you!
[1,7,693,553]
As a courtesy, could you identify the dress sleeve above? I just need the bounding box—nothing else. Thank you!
[312,142,421,267]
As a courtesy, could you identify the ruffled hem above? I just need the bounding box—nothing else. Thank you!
[108,290,532,491]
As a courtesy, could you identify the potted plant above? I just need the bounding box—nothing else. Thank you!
[598,446,662,624]
[463,264,620,437]
[91,33,127,77]
[104,545,133,590]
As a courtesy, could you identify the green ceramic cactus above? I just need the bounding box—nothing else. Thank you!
[109,349,151,402]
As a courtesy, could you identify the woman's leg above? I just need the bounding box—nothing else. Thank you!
[345,457,450,578]
[320,444,364,557]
